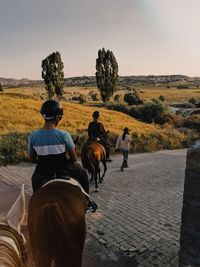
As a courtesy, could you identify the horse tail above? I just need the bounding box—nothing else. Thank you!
[36,201,82,266]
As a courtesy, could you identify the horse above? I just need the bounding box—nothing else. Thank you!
[0,184,27,267]
[28,179,87,267]
[81,141,107,192]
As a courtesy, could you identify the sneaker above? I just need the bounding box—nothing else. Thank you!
[87,200,98,213]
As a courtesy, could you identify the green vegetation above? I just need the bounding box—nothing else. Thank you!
[124,89,143,105]
[42,51,64,100]
[96,48,119,102]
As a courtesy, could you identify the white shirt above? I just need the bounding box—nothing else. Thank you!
[115,134,131,151]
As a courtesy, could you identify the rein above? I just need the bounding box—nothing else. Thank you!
[0,224,27,266]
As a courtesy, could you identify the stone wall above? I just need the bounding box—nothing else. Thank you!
[179,148,200,267]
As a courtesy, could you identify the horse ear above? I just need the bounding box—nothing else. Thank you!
[6,184,26,235]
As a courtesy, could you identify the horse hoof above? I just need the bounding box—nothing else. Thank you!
[99,178,103,183]
[95,188,99,192]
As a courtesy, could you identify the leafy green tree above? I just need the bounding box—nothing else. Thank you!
[41,51,64,100]
[96,48,119,103]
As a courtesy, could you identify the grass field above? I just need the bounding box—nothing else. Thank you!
[4,85,200,103]
[1,87,198,164]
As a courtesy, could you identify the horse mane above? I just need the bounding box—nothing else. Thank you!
[37,202,74,265]
[28,182,86,267]
[0,224,26,267]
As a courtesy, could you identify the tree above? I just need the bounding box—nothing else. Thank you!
[41,51,64,100]
[0,82,3,92]
[96,48,119,103]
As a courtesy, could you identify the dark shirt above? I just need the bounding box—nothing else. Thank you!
[88,121,106,140]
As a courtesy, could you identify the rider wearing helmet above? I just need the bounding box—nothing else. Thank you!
[28,100,97,212]
[88,110,112,162]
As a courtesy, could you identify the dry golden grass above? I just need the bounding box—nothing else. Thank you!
[140,88,200,103]
[0,94,163,136]
[5,85,200,103]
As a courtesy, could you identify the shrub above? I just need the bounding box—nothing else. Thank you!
[139,100,166,123]
[78,94,87,104]
[159,95,166,102]
[188,97,197,105]
[91,93,99,101]
[114,94,122,102]
[124,89,143,106]
[0,132,29,164]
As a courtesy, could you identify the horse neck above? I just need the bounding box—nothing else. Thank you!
[0,225,26,267]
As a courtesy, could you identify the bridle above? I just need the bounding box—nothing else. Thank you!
[0,224,27,266]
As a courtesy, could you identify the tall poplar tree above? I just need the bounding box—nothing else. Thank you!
[41,51,64,100]
[96,48,119,103]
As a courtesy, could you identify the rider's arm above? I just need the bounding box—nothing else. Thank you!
[29,151,38,163]
[28,134,38,163]
[64,132,77,162]
[88,122,93,138]
[67,148,77,163]
[99,123,107,138]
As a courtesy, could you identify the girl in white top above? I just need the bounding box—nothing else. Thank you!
[115,127,131,171]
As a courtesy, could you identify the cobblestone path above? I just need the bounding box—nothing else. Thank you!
[0,149,186,266]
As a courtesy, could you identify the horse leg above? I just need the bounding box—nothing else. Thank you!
[100,159,107,182]
[94,170,99,192]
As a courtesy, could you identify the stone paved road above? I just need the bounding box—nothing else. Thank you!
[0,149,186,266]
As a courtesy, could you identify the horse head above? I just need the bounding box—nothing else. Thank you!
[0,184,27,267]
[28,180,87,267]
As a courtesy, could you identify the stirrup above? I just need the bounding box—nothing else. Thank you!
[87,200,98,213]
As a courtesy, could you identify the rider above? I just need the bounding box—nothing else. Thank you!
[88,110,112,162]
[28,100,97,212]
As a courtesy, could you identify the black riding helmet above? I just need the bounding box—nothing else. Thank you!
[93,110,101,119]
[40,100,63,121]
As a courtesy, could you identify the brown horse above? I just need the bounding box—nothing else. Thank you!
[0,184,27,267]
[81,141,107,192]
[28,179,87,267]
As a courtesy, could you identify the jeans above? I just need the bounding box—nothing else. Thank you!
[121,149,129,169]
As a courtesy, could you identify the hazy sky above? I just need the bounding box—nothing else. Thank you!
[1,0,200,79]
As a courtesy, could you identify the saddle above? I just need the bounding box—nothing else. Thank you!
[41,169,71,186]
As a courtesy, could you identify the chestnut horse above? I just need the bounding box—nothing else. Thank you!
[0,184,27,267]
[81,141,107,192]
[28,179,87,267]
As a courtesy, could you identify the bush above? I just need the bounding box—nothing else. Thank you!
[78,94,86,104]
[0,132,29,165]
[124,89,143,106]
[114,94,122,102]
[159,95,166,102]
[91,93,100,101]
[139,100,166,123]
[188,97,197,105]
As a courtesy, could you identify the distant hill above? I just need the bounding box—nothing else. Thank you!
[1,75,200,87]
[0,78,42,87]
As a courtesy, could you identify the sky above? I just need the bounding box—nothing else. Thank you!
[1,0,200,79]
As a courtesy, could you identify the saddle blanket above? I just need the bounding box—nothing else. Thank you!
[42,178,90,198]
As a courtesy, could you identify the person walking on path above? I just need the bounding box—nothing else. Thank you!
[115,127,131,171]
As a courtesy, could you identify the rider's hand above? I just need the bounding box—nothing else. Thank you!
[96,138,100,142]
